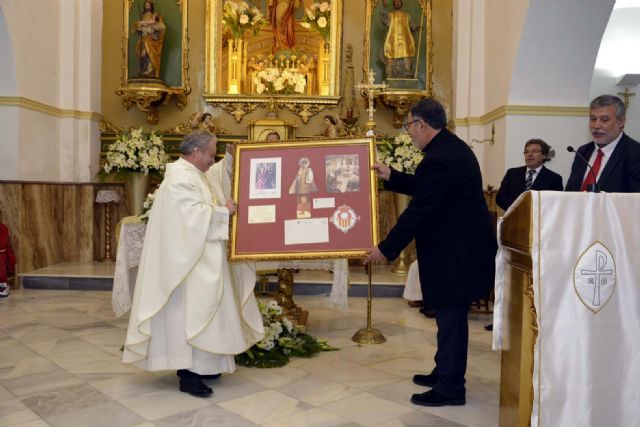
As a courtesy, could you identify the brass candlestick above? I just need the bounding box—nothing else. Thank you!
[352,264,386,344]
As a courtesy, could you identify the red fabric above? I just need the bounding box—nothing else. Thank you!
[0,223,16,282]
[581,149,604,191]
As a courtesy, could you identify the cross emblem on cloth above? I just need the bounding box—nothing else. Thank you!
[525,169,535,191]
[580,250,614,306]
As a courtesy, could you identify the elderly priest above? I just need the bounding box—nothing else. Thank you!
[123,131,264,397]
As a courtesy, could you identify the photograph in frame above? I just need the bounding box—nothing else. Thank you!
[230,138,379,261]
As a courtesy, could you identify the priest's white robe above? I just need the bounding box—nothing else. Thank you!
[123,158,264,374]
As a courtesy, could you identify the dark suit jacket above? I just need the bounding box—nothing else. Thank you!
[565,133,640,192]
[496,165,563,211]
[378,129,497,309]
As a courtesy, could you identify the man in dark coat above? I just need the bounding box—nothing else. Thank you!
[565,94,640,193]
[496,138,563,211]
[367,98,497,407]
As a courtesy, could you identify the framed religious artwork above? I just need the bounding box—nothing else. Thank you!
[229,137,379,261]
[116,0,191,124]
[363,0,433,127]
[203,0,344,124]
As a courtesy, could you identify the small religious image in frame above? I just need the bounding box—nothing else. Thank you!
[230,138,380,261]
[325,154,360,193]
[249,157,281,199]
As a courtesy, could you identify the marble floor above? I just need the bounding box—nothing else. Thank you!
[0,290,499,427]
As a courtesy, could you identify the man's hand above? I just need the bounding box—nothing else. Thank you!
[372,162,391,181]
[226,199,237,215]
[364,246,388,264]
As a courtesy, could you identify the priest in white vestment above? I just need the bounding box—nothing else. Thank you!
[123,131,264,397]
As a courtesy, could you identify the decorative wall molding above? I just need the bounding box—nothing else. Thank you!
[454,105,589,127]
[0,96,102,121]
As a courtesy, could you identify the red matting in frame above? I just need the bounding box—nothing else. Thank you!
[230,138,379,260]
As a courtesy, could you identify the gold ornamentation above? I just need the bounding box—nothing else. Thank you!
[204,94,340,123]
[204,0,343,122]
[380,90,429,128]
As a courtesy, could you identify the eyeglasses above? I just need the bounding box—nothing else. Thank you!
[523,150,543,155]
[403,119,421,131]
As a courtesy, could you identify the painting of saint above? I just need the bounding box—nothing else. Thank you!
[289,157,318,194]
[296,195,312,218]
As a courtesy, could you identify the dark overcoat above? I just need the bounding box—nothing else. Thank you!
[378,129,497,308]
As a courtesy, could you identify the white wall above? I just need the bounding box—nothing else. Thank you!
[590,5,640,140]
[453,0,617,187]
[0,0,102,182]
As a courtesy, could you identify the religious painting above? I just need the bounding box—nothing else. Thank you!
[230,138,379,261]
[203,0,344,123]
[117,0,190,124]
[364,0,432,92]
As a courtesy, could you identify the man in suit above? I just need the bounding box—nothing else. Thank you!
[367,99,497,407]
[496,138,563,211]
[565,94,640,192]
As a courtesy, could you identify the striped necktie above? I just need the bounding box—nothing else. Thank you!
[525,169,535,191]
[581,149,604,191]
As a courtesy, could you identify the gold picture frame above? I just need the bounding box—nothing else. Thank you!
[203,0,343,124]
[116,0,191,124]
[230,137,379,261]
[363,0,433,127]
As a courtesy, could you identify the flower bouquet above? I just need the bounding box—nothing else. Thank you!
[254,68,306,95]
[235,300,337,368]
[222,0,265,40]
[301,1,331,41]
[378,132,424,174]
[103,128,168,177]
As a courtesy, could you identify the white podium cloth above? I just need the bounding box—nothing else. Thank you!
[494,191,640,427]
[111,222,350,317]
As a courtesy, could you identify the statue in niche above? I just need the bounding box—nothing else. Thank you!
[379,0,420,79]
[133,0,166,79]
[268,0,314,52]
[269,0,299,52]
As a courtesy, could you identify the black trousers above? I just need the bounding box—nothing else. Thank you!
[431,303,470,399]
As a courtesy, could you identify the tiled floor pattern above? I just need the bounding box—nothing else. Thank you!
[0,290,499,427]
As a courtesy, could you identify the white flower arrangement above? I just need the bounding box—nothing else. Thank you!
[235,299,337,368]
[222,0,265,40]
[138,189,158,223]
[253,68,306,95]
[378,132,424,174]
[301,1,331,41]
[103,128,168,176]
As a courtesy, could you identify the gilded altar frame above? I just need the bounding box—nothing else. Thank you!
[229,138,379,261]
[116,0,191,124]
[203,0,343,124]
[364,0,433,127]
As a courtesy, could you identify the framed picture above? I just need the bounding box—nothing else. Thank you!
[230,138,380,261]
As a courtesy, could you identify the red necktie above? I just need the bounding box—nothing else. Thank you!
[581,148,604,191]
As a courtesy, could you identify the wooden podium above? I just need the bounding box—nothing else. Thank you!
[497,191,640,427]
[498,192,536,427]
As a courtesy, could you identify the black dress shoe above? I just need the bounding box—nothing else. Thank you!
[419,308,436,318]
[484,323,493,331]
[411,389,465,407]
[179,377,213,398]
[413,373,439,387]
